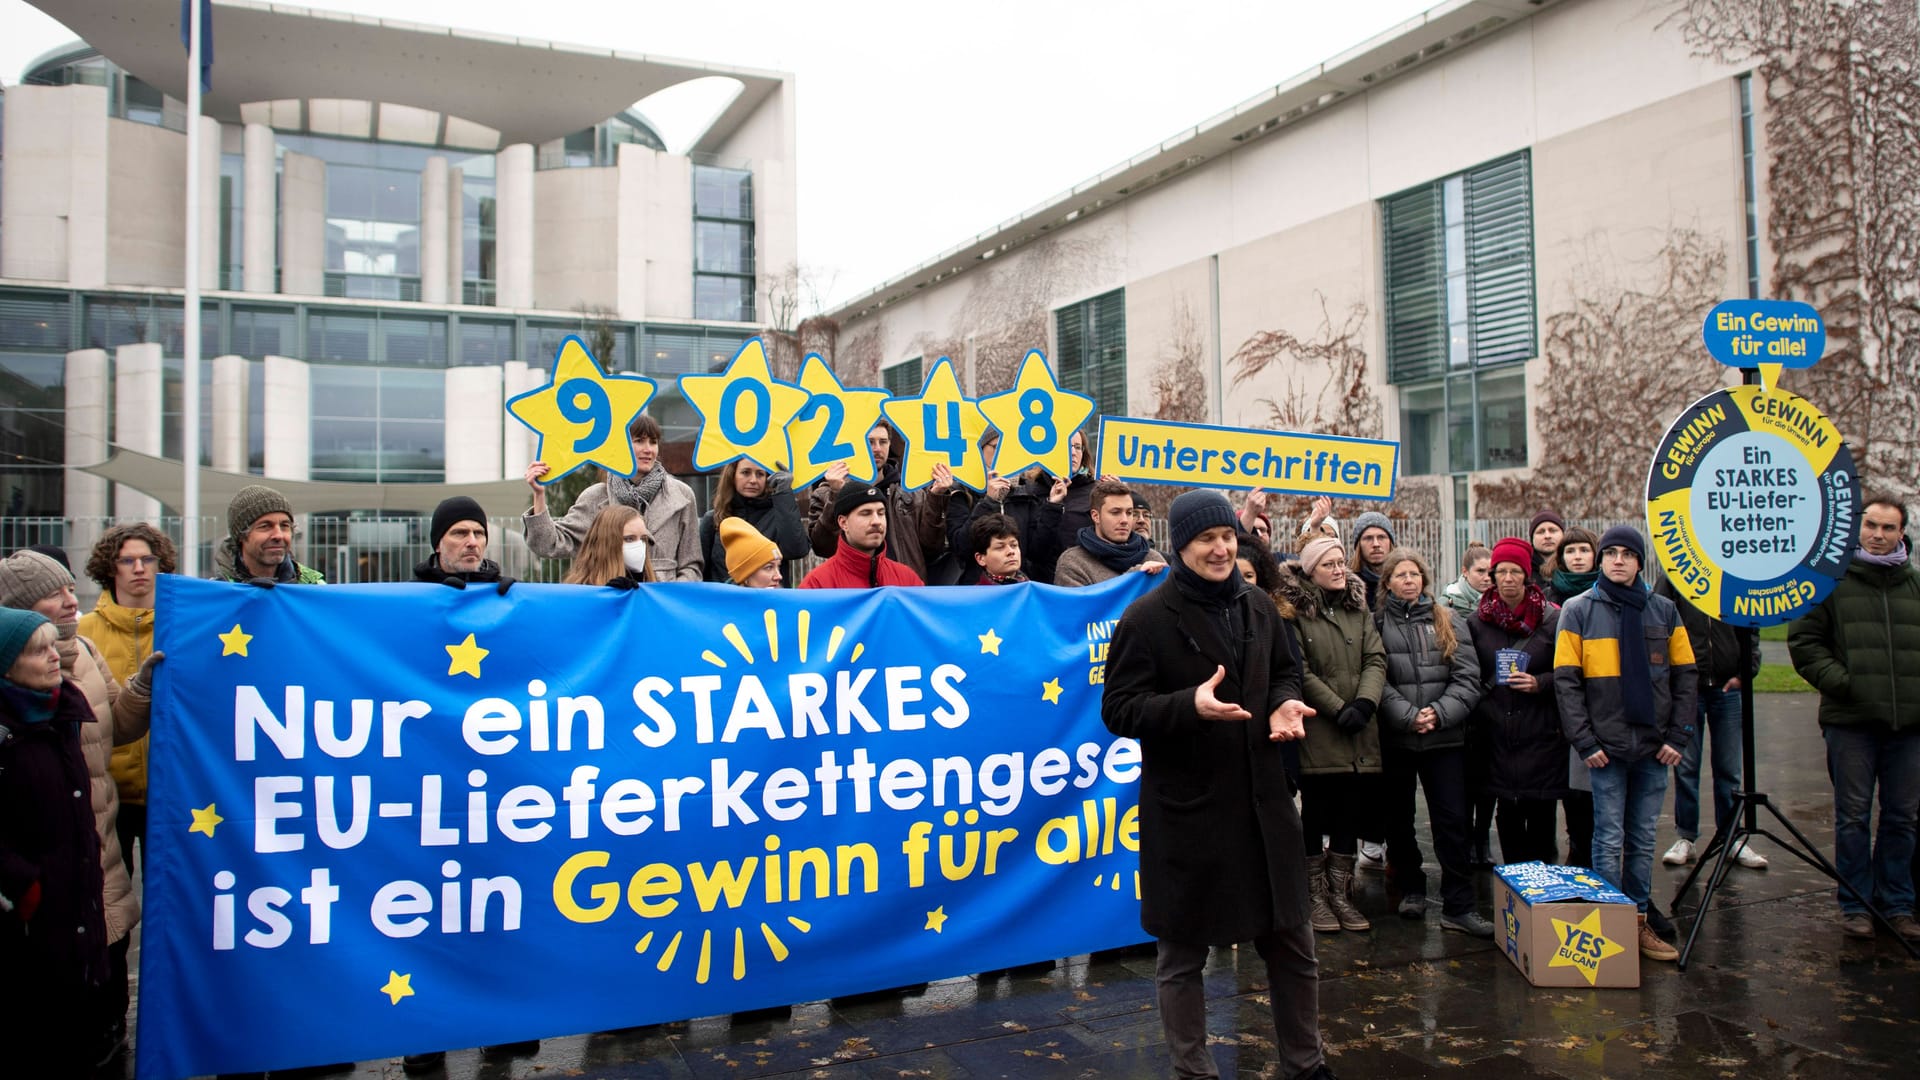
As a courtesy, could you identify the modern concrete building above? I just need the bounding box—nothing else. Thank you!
[826,0,1919,523]
[0,0,796,536]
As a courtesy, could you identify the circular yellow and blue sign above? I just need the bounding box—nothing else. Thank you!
[1645,384,1858,627]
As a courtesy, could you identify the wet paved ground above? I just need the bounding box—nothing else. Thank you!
[126,693,1917,1079]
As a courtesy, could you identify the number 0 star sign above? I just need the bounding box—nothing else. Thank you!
[882,357,990,491]
[506,336,658,483]
[976,350,1095,481]
[786,353,892,489]
[681,338,811,474]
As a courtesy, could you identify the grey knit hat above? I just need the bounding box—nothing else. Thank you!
[0,549,75,611]
[229,484,294,542]
[1351,510,1395,545]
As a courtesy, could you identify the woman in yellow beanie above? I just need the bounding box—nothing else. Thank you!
[720,517,783,588]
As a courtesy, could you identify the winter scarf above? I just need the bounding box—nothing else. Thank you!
[1855,541,1909,568]
[1477,582,1546,636]
[0,678,56,725]
[1551,568,1598,598]
[608,463,669,512]
[1597,576,1657,728]
[1075,526,1151,573]
[976,570,1029,586]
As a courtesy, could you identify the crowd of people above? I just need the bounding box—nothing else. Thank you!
[3,410,1916,1078]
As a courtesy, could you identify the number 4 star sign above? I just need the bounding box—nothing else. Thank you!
[883,357,991,491]
[976,350,1095,481]
[507,336,658,483]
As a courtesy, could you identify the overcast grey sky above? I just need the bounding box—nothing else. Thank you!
[0,0,1436,310]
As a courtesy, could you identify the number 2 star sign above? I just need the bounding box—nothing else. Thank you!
[506,336,658,482]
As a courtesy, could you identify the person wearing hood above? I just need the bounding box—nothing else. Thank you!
[1,550,159,1066]
[1272,535,1387,935]
[1528,510,1566,592]
[1100,490,1332,1080]
[413,497,511,589]
[525,413,704,581]
[213,484,326,583]
[700,459,809,586]
[948,428,1068,584]
[1467,538,1568,866]
[1054,478,1167,586]
[1441,542,1491,619]
[801,484,923,589]
[805,420,951,582]
[1543,526,1599,606]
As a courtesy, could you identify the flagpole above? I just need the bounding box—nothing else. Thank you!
[182,0,204,575]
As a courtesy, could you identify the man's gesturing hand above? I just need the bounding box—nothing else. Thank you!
[1268,699,1314,741]
[1194,666,1253,721]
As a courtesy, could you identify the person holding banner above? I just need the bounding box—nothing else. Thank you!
[1054,478,1166,586]
[213,484,326,583]
[970,513,1029,585]
[699,460,808,587]
[801,484,923,588]
[525,414,704,581]
[805,420,950,582]
[561,505,657,587]
[1101,489,1332,1080]
[413,496,508,587]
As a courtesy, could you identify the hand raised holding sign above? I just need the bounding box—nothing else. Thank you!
[787,354,891,489]
[505,337,657,484]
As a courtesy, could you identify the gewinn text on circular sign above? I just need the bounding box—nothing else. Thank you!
[1645,384,1859,627]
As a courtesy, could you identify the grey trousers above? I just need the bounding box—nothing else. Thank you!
[1155,926,1323,1080]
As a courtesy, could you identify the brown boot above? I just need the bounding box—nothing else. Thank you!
[1306,854,1340,932]
[1325,853,1372,931]
[1638,914,1677,962]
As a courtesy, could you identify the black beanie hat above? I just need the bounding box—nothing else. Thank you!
[1168,489,1238,551]
[834,483,886,520]
[431,496,488,549]
[1597,524,1646,566]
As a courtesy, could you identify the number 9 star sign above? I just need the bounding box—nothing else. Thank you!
[506,336,658,483]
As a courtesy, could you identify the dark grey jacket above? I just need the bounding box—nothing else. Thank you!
[1375,594,1484,752]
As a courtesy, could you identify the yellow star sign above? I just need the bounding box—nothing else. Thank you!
[506,336,658,485]
[218,623,252,657]
[681,338,811,474]
[978,628,1003,655]
[380,970,415,1005]
[925,906,949,933]
[445,633,489,678]
[976,350,1096,481]
[882,357,990,492]
[1041,678,1064,705]
[188,803,223,838]
[786,353,892,490]
[1548,908,1626,986]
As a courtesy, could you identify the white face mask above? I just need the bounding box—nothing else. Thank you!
[622,539,649,574]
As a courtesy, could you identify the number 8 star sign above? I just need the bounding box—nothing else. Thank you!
[681,338,812,473]
[506,336,658,482]
[976,350,1096,481]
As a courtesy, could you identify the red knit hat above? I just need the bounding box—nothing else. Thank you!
[1490,537,1534,574]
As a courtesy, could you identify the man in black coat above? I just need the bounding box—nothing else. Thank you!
[1102,489,1334,1080]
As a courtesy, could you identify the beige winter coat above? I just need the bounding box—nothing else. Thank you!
[56,630,150,944]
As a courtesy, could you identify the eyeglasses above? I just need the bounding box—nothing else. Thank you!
[116,555,160,569]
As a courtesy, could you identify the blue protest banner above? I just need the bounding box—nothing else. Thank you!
[137,574,1155,1078]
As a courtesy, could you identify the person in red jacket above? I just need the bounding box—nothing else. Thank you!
[800,484,924,589]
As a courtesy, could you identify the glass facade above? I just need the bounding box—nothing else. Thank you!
[692,165,756,322]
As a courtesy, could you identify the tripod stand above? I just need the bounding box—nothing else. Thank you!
[1669,626,1919,969]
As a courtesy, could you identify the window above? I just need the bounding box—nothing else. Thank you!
[310,364,444,483]
[1384,151,1535,474]
[692,165,755,322]
[458,319,513,366]
[882,358,923,397]
[1054,289,1127,419]
[220,153,245,289]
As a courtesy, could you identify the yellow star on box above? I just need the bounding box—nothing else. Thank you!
[1041,678,1064,705]
[445,633,489,678]
[978,628,1003,655]
[188,803,223,838]
[786,353,891,489]
[882,357,990,491]
[506,336,658,484]
[380,970,415,1005]
[1547,909,1626,987]
[218,623,252,657]
[925,906,948,933]
[681,338,811,474]
[976,350,1096,481]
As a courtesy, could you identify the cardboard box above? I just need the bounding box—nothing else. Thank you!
[1492,862,1640,988]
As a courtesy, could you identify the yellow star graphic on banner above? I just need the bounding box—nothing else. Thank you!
[1547,909,1626,986]
[976,350,1096,481]
[188,803,223,838]
[787,353,891,489]
[218,623,252,657]
[1041,678,1064,705]
[882,357,990,491]
[925,906,949,933]
[978,628,1003,655]
[445,633,489,678]
[380,970,415,1005]
[681,338,811,474]
[506,336,657,484]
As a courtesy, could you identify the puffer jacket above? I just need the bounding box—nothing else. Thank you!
[58,631,149,945]
[1374,594,1483,752]
[525,471,704,582]
[1553,584,1698,762]
[1788,552,1920,732]
[77,593,153,806]
[1273,561,1386,775]
[1654,577,1761,691]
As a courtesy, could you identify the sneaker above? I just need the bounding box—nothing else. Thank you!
[402,1054,446,1074]
[1732,841,1770,869]
[1441,911,1495,938]
[1890,915,1920,943]
[1357,841,1386,871]
[1638,915,1678,961]
[1398,893,1428,919]
[1298,1063,1341,1080]
[1662,838,1695,865]
[1839,912,1874,939]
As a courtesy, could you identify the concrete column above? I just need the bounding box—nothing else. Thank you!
[446,166,466,305]
[444,366,504,482]
[420,155,450,304]
[211,354,249,474]
[278,151,326,297]
[197,116,223,288]
[242,122,277,292]
[501,360,538,480]
[63,349,110,530]
[753,156,798,328]
[113,343,164,521]
[494,143,535,309]
[3,85,106,282]
[262,355,311,481]
[615,142,649,320]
